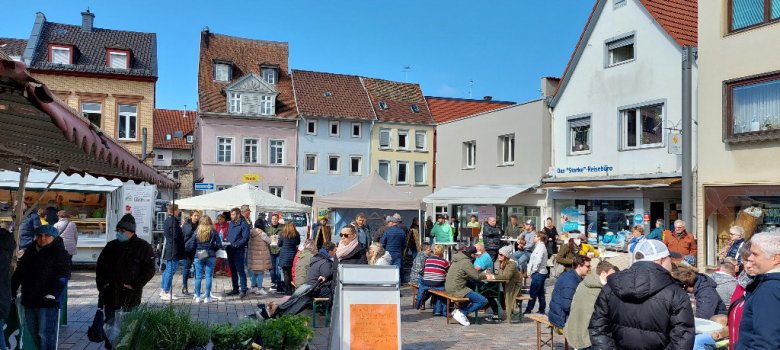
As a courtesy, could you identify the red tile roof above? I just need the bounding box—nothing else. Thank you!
[153,109,196,149]
[197,31,296,119]
[291,70,375,120]
[361,78,434,125]
[0,38,27,57]
[426,97,515,124]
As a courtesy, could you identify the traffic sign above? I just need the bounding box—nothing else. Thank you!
[194,182,215,191]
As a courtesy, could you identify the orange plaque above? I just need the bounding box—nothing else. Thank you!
[349,304,398,350]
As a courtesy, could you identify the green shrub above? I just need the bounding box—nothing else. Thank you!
[187,321,211,349]
[210,323,238,350]
[259,315,313,350]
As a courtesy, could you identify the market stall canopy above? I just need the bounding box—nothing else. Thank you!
[0,169,122,192]
[0,58,176,188]
[539,177,681,190]
[313,172,423,210]
[176,183,310,212]
[423,184,535,205]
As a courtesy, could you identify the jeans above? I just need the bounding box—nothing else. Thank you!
[250,270,265,289]
[182,255,194,288]
[525,272,548,314]
[270,254,281,285]
[227,248,248,292]
[161,259,180,293]
[0,318,7,350]
[461,291,488,315]
[416,278,446,315]
[194,257,216,298]
[281,266,293,295]
[514,251,531,272]
[24,307,59,350]
[391,256,403,281]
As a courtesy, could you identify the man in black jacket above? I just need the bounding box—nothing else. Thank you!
[482,217,502,261]
[180,210,201,295]
[306,242,336,297]
[160,204,183,300]
[0,226,15,350]
[589,239,693,349]
[11,225,70,350]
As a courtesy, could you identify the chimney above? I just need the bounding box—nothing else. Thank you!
[201,26,210,48]
[81,9,94,32]
[483,96,493,101]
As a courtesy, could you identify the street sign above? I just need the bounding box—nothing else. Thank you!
[242,173,259,182]
[194,182,215,191]
[668,132,682,155]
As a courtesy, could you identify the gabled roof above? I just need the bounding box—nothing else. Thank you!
[550,0,697,106]
[29,20,157,78]
[153,109,196,150]
[0,38,27,58]
[426,96,515,124]
[224,72,278,94]
[198,31,296,119]
[291,70,376,121]
[361,77,434,125]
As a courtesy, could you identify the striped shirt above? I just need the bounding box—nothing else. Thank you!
[422,256,450,286]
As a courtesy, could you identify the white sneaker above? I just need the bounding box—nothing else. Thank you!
[209,293,223,300]
[258,288,268,296]
[452,309,470,326]
[251,287,261,295]
[194,296,202,303]
[160,293,173,301]
[203,297,213,303]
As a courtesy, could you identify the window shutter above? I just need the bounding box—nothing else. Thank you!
[110,53,126,68]
[607,36,634,50]
[380,131,390,146]
[415,132,425,148]
[569,117,590,127]
[52,49,69,64]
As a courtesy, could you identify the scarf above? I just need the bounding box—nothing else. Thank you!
[336,238,359,260]
[319,248,333,261]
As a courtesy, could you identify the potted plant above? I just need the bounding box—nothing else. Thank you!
[259,315,314,350]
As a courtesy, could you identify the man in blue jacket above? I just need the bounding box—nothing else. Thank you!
[380,216,407,273]
[226,207,250,298]
[548,255,591,328]
[736,232,780,350]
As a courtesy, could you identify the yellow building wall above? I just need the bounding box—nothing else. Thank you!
[30,73,156,158]
[370,123,434,198]
[696,1,780,266]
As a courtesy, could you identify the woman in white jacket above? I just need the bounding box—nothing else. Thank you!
[524,232,549,314]
[368,242,392,265]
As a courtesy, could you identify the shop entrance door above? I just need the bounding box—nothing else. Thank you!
[650,202,665,230]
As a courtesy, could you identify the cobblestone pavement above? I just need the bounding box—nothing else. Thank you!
[58,253,630,349]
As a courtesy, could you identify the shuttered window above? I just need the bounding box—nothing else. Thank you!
[730,0,780,31]
[379,129,391,148]
[415,131,426,151]
[109,52,128,69]
[51,46,70,64]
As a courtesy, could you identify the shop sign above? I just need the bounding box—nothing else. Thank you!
[242,173,259,182]
[643,214,650,223]
[561,207,582,232]
[668,132,682,155]
[478,206,496,219]
[633,214,644,225]
[556,165,614,174]
[123,184,155,237]
[318,208,329,220]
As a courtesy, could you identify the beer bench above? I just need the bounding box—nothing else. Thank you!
[428,289,469,324]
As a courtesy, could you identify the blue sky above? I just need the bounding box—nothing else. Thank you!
[3,1,594,110]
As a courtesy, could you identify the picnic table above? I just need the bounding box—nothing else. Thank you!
[474,278,508,323]
[598,251,619,261]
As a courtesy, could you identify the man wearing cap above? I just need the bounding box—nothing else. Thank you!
[514,220,538,272]
[589,239,693,349]
[735,232,780,349]
[11,225,70,350]
[96,214,156,331]
[482,217,503,261]
[432,215,453,244]
[380,215,407,276]
[445,245,493,326]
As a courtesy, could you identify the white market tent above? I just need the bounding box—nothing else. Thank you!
[313,172,423,210]
[176,183,310,212]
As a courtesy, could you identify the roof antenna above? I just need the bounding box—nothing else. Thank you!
[403,65,411,82]
[183,104,187,118]
[468,80,474,99]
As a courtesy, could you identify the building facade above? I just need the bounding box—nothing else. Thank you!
[363,78,435,201]
[195,29,298,200]
[697,0,780,267]
[544,0,697,242]
[153,109,196,201]
[291,70,374,206]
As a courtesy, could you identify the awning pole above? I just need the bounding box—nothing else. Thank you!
[11,163,31,271]
[23,168,63,218]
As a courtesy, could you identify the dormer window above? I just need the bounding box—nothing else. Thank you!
[165,134,172,140]
[107,49,130,69]
[378,101,388,110]
[410,104,420,113]
[186,135,194,144]
[50,45,72,64]
[214,62,232,82]
[229,92,242,113]
[260,95,274,115]
[261,67,277,84]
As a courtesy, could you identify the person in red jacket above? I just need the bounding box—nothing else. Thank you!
[728,242,754,350]
[213,214,230,276]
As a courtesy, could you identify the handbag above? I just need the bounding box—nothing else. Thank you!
[195,234,215,260]
[87,308,106,342]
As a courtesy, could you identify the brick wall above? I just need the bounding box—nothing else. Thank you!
[31,73,156,157]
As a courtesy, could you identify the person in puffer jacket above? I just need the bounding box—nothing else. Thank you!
[482,217,503,261]
[589,240,693,350]
[672,265,727,319]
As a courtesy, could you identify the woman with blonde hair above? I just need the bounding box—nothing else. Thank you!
[416,244,449,315]
[368,242,392,265]
[277,222,301,295]
[186,215,222,303]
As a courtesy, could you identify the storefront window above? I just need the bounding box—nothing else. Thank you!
[554,199,635,244]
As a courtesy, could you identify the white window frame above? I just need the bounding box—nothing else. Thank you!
[396,161,409,184]
[351,122,361,138]
[269,139,285,165]
[117,104,137,140]
[304,153,318,174]
[229,92,241,113]
[379,128,391,149]
[329,121,340,137]
[397,129,409,150]
[268,186,284,198]
[306,120,317,135]
[81,102,102,127]
[243,137,260,164]
[378,160,391,182]
[568,115,592,155]
[463,141,476,169]
[165,134,172,141]
[186,135,193,144]
[216,137,234,163]
[260,95,273,115]
[108,51,128,69]
[350,156,362,176]
[171,170,180,180]
[605,33,636,68]
[414,162,427,185]
[261,67,277,84]
[156,154,164,160]
[499,134,515,165]
[619,101,665,150]
[414,130,427,151]
[51,46,70,64]
[328,155,340,174]
[215,63,231,82]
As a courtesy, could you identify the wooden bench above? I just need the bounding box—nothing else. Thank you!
[409,282,421,309]
[428,290,469,324]
[311,297,330,328]
[525,313,569,350]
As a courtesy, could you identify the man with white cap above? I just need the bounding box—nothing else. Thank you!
[589,239,693,349]
[513,219,538,272]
